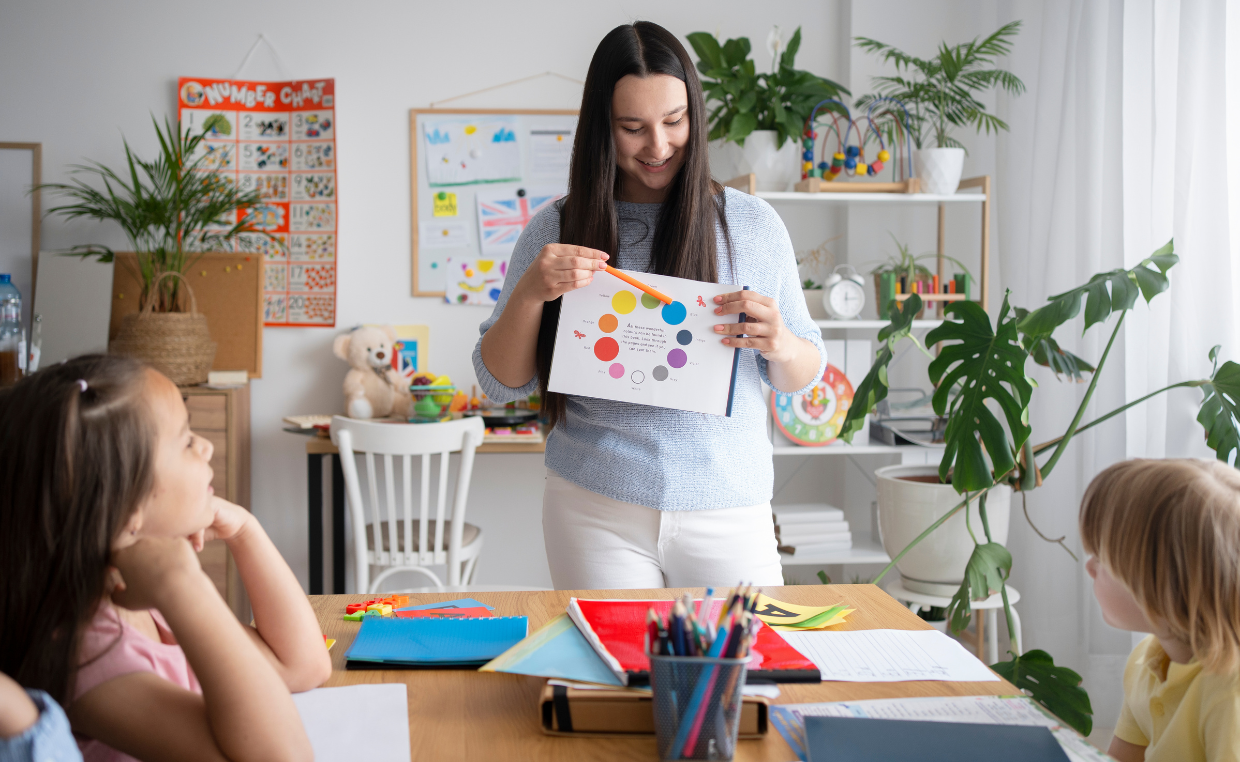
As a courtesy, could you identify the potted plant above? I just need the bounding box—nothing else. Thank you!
[868,235,972,319]
[855,22,1025,195]
[796,237,837,320]
[40,116,273,384]
[688,27,848,192]
[839,240,1240,735]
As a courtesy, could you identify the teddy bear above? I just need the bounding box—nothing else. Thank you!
[332,325,412,419]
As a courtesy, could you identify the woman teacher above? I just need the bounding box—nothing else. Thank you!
[474,21,825,589]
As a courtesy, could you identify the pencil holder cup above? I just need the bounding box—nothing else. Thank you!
[649,654,749,761]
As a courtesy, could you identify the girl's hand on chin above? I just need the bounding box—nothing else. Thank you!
[192,496,253,550]
[110,536,205,610]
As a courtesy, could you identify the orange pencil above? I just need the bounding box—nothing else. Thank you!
[604,265,673,305]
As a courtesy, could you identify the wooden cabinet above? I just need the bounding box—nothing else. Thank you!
[183,385,251,620]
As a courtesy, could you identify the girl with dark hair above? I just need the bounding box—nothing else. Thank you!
[475,21,825,589]
[0,355,329,762]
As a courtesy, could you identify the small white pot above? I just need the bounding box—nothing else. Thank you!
[802,290,827,320]
[876,464,1011,596]
[914,147,966,195]
[709,130,801,192]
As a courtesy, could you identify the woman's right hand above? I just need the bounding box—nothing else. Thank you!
[515,244,610,303]
[110,536,206,611]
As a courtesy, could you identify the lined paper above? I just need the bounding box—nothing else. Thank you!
[779,629,999,682]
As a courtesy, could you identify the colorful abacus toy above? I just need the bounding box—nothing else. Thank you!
[795,97,919,194]
[343,595,411,621]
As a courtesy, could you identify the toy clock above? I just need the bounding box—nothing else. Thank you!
[822,264,866,320]
[770,363,855,446]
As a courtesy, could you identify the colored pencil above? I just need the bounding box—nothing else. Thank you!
[604,265,672,305]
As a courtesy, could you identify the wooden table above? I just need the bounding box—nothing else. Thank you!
[299,432,545,594]
[314,585,1018,761]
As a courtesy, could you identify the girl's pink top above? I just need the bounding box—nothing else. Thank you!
[73,602,201,762]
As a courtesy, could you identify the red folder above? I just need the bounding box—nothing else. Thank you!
[568,598,820,685]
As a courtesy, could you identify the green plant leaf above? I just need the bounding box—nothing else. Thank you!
[992,650,1093,737]
[727,112,757,143]
[926,295,1033,491]
[838,295,923,443]
[781,26,803,69]
[1026,335,1095,381]
[945,541,1011,634]
[1198,352,1240,466]
[686,32,723,70]
[1017,241,1178,339]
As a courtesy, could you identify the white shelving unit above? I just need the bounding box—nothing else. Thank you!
[744,179,992,568]
[757,191,985,205]
[779,537,891,566]
[815,319,943,330]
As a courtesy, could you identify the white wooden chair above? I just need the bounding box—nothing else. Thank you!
[331,415,486,593]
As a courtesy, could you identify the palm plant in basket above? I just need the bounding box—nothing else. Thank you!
[40,116,276,383]
[839,241,1240,736]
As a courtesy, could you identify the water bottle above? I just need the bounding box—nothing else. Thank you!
[0,274,25,385]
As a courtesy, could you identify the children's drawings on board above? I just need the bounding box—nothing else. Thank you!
[423,117,522,187]
[445,257,508,306]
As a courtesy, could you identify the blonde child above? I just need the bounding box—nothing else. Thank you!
[1080,458,1240,762]
[0,355,331,762]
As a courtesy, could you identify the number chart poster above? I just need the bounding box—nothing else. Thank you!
[548,269,742,416]
[178,77,337,327]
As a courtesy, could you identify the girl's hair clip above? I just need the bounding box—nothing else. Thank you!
[77,379,88,393]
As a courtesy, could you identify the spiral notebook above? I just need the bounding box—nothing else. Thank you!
[345,616,528,669]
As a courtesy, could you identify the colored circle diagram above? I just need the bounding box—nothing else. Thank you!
[612,290,637,314]
[593,291,695,382]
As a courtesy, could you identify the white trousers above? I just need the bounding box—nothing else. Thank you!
[542,469,784,589]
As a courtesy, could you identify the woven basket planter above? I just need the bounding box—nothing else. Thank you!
[109,272,216,386]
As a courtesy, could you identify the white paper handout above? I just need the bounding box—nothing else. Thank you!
[771,696,1110,762]
[548,268,743,415]
[292,683,410,762]
[777,629,1000,682]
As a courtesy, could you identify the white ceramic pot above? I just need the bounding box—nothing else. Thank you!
[913,147,966,195]
[802,290,827,320]
[875,464,1011,596]
[708,130,801,192]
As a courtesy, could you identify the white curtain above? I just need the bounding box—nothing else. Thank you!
[993,0,1240,731]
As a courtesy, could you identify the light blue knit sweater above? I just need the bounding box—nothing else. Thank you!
[472,188,826,510]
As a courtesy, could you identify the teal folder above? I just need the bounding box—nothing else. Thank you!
[804,716,1070,762]
[345,616,528,669]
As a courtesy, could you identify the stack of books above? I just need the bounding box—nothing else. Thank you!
[773,504,852,556]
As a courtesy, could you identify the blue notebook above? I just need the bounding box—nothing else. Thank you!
[345,616,528,670]
[804,716,1071,762]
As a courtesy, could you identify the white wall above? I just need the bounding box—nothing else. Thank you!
[0,0,847,590]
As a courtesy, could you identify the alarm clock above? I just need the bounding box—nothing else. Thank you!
[771,363,856,446]
[822,264,866,320]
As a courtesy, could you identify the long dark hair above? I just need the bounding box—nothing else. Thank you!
[0,354,156,704]
[536,21,730,429]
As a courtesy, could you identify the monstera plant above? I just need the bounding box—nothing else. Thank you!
[840,241,1240,735]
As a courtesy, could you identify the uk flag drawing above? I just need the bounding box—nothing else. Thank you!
[475,188,563,258]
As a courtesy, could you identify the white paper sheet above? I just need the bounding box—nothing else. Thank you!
[292,684,410,762]
[548,268,742,415]
[772,696,1110,762]
[779,629,1000,683]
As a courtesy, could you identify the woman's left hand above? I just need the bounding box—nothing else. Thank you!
[713,291,799,363]
[191,496,254,551]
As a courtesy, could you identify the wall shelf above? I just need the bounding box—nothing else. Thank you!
[757,190,985,205]
[772,444,937,456]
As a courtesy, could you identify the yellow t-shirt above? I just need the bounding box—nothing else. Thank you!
[1114,635,1240,761]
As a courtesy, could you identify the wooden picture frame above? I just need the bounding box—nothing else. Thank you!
[409,108,578,297]
[0,142,41,311]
